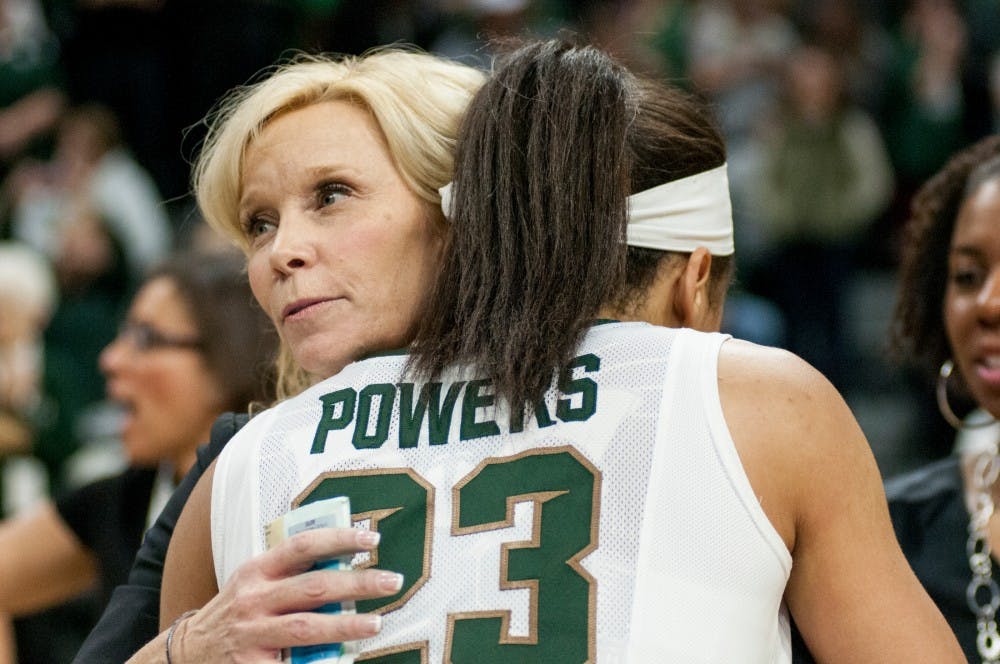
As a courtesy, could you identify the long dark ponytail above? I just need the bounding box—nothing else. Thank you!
[410,40,632,409]
[410,39,727,410]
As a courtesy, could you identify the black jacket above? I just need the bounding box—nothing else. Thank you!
[71,412,248,663]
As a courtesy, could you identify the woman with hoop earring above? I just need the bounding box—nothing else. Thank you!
[886,134,1000,663]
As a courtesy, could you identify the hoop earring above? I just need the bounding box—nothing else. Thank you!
[937,359,997,430]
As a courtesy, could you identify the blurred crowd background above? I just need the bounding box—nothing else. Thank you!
[0,0,997,658]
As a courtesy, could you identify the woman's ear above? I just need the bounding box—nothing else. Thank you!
[672,247,719,331]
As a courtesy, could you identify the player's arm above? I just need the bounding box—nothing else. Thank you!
[718,340,963,663]
[159,461,220,628]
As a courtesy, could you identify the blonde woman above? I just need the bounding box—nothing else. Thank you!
[75,49,484,663]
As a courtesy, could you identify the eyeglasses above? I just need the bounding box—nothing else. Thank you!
[116,321,203,352]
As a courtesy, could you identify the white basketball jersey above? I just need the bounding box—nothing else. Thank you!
[212,322,792,663]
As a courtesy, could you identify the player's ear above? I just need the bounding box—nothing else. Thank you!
[672,247,716,330]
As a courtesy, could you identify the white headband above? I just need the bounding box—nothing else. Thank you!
[626,163,734,256]
[438,162,734,256]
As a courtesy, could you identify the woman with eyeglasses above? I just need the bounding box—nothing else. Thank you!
[0,249,278,664]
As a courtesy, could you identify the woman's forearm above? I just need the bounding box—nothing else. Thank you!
[0,503,96,615]
[0,613,15,664]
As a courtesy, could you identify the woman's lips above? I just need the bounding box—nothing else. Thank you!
[282,298,331,321]
[975,356,1000,387]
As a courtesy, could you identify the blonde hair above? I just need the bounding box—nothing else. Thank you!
[193,48,484,400]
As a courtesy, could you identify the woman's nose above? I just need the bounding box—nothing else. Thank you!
[268,214,316,274]
[978,268,1000,324]
[99,335,126,376]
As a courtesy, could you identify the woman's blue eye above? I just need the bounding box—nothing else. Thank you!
[320,184,349,207]
[246,217,276,238]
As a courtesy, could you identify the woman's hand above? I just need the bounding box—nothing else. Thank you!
[133,526,402,663]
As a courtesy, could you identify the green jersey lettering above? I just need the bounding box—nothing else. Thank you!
[460,379,501,441]
[311,388,358,454]
[556,354,600,423]
[352,383,396,450]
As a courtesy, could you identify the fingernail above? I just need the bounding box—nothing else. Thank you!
[362,614,383,635]
[377,571,404,593]
[357,530,380,547]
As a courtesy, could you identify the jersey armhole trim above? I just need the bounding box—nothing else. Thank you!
[693,330,793,574]
[211,407,274,586]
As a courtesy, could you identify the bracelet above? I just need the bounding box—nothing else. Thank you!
[165,609,198,664]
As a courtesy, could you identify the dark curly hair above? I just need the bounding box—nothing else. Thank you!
[891,134,1000,385]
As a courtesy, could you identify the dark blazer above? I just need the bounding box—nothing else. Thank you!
[71,412,249,663]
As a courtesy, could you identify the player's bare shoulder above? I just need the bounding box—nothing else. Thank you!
[717,338,851,441]
[716,338,871,551]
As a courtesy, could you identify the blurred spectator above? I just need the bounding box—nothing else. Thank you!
[3,103,170,493]
[641,0,694,82]
[685,0,798,278]
[0,0,64,189]
[1,249,277,664]
[796,0,894,115]
[686,0,798,171]
[44,0,174,200]
[43,0,307,222]
[0,243,55,463]
[877,0,970,263]
[748,43,894,390]
[9,104,170,282]
[575,0,693,80]
[0,242,55,664]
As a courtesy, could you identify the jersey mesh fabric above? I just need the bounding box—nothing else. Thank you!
[212,322,791,662]
[626,328,792,663]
